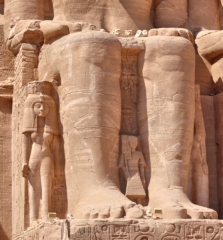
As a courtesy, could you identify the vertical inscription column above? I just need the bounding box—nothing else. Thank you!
[119,41,145,196]
[120,42,145,136]
[120,49,139,136]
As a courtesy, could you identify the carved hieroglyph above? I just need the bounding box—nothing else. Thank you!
[14,219,223,240]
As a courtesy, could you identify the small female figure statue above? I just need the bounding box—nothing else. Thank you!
[119,135,146,204]
[22,81,59,225]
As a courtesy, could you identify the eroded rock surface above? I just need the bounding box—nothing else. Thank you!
[1,1,223,240]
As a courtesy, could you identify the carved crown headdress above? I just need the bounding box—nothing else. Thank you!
[27,81,52,95]
[22,81,59,135]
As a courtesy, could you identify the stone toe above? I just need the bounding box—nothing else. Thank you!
[187,208,204,219]
[90,208,99,219]
[126,205,144,219]
[99,206,110,219]
[110,204,123,219]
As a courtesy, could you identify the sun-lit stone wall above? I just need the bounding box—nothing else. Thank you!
[0,97,12,240]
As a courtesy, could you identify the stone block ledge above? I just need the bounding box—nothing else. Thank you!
[14,219,223,240]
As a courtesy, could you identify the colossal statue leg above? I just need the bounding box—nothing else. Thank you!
[138,31,217,219]
[38,31,142,219]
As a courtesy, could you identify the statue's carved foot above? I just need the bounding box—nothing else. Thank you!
[185,205,218,219]
[148,188,217,219]
[73,186,144,219]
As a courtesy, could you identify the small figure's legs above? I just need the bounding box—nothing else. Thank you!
[28,162,41,225]
[41,157,53,221]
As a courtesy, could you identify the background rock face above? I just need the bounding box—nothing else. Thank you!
[2,1,223,239]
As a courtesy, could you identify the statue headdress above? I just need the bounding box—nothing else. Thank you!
[121,135,138,160]
[22,81,59,135]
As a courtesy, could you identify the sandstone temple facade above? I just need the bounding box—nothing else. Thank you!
[1,0,223,239]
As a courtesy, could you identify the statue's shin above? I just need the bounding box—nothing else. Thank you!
[55,32,122,212]
[138,36,195,192]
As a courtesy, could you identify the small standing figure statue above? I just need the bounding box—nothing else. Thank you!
[22,81,59,225]
[118,135,146,204]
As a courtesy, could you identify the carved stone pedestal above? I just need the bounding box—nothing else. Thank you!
[14,219,223,240]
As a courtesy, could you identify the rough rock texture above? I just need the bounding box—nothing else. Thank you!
[188,0,220,33]
[154,0,188,28]
[0,96,12,240]
[201,96,218,213]
[2,1,223,240]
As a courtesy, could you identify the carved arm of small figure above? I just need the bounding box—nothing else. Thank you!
[139,153,146,187]
[22,133,31,178]
[118,154,130,180]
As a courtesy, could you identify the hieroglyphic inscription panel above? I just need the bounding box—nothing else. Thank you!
[14,219,223,240]
[120,49,139,136]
